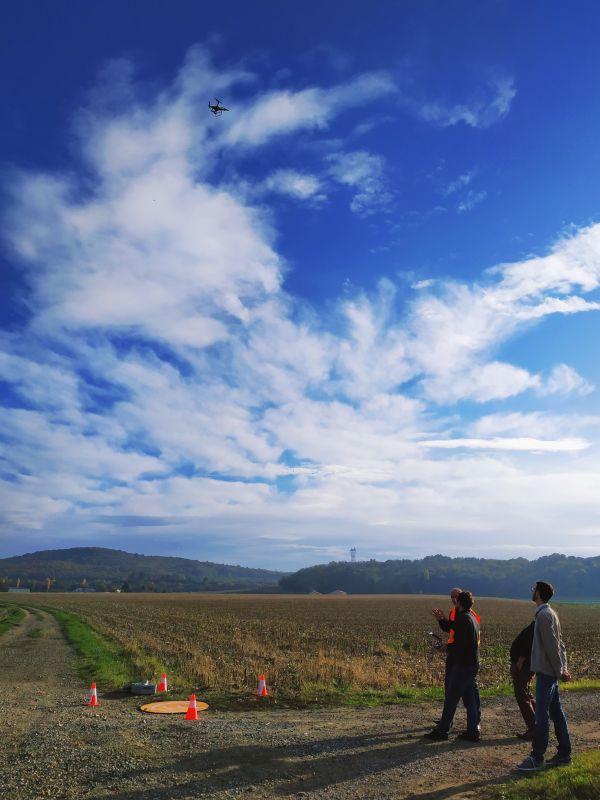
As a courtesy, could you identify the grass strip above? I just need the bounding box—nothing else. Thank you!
[292,679,600,709]
[297,683,445,707]
[0,604,25,636]
[44,607,142,691]
[488,750,600,800]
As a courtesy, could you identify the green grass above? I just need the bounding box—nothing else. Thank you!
[563,679,600,692]
[293,678,600,709]
[27,626,43,638]
[0,604,25,636]
[44,607,146,691]
[296,682,445,707]
[489,750,600,800]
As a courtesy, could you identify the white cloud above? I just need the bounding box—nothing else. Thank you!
[404,229,600,402]
[421,436,590,452]
[327,150,393,216]
[417,77,516,128]
[260,169,325,202]
[223,72,395,148]
[457,189,487,213]
[422,361,539,404]
[411,279,435,290]
[539,364,595,396]
[443,170,475,196]
[8,149,282,346]
[469,411,600,439]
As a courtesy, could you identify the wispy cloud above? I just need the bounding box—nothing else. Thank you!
[539,363,595,396]
[433,166,486,214]
[223,72,395,147]
[327,150,394,216]
[416,77,516,129]
[259,169,325,202]
[457,189,487,213]
[443,170,475,196]
[421,437,590,452]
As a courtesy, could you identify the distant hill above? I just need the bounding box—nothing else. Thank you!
[0,547,285,593]
[279,553,600,600]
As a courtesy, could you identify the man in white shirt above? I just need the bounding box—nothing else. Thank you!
[516,581,572,772]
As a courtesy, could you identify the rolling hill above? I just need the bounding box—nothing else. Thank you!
[0,547,285,593]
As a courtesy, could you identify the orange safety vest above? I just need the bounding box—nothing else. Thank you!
[447,607,481,645]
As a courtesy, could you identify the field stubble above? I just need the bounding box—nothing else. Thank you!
[24,594,600,699]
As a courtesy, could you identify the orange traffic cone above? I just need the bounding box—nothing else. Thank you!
[158,673,168,692]
[185,693,199,720]
[257,674,269,697]
[85,682,100,707]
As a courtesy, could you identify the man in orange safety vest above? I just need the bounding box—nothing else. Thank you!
[425,590,482,741]
[432,587,481,729]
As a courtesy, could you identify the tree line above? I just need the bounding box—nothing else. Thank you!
[279,553,600,599]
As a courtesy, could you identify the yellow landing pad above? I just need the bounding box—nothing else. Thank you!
[139,700,209,714]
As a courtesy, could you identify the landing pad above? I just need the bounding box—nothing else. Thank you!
[139,700,209,714]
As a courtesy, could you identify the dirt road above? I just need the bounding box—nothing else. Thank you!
[1,608,599,800]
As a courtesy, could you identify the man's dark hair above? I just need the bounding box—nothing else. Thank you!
[535,581,554,602]
[457,590,474,610]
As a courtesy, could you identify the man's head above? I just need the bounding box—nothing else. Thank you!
[456,590,473,612]
[450,587,462,607]
[532,581,554,603]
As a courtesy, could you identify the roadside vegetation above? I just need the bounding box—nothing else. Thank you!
[43,607,160,691]
[489,750,600,800]
[0,604,25,636]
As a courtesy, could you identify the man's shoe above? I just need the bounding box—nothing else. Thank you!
[546,752,572,767]
[423,729,448,741]
[515,756,544,772]
[456,731,480,742]
[516,731,534,740]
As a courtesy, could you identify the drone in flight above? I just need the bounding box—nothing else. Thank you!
[208,98,229,116]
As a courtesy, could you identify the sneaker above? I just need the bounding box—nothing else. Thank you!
[423,729,448,741]
[515,756,544,772]
[456,731,480,742]
[546,752,572,767]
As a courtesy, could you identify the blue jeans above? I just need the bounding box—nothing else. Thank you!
[531,673,571,761]
[438,663,479,735]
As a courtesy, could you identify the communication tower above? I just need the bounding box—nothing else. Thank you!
[350,547,356,563]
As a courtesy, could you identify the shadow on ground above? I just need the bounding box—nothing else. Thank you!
[92,726,517,799]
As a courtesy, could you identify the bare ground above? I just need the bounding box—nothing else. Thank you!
[1,608,599,800]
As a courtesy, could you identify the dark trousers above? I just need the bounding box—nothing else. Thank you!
[445,655,481,724]
[438,663,479,735]
[511,662,535,733]
[531,673,571,761]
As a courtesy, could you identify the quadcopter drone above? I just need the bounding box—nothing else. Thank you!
[208,99,229,116]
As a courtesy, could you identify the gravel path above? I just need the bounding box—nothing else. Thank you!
[1,608,599,800]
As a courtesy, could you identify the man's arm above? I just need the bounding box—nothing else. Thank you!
[432,608,452,633]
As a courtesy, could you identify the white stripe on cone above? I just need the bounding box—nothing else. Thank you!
[257,674,269,696]
[185,693,199,720]
[85,682,99,706]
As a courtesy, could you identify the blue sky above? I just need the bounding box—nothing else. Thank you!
[2,2,600,569]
